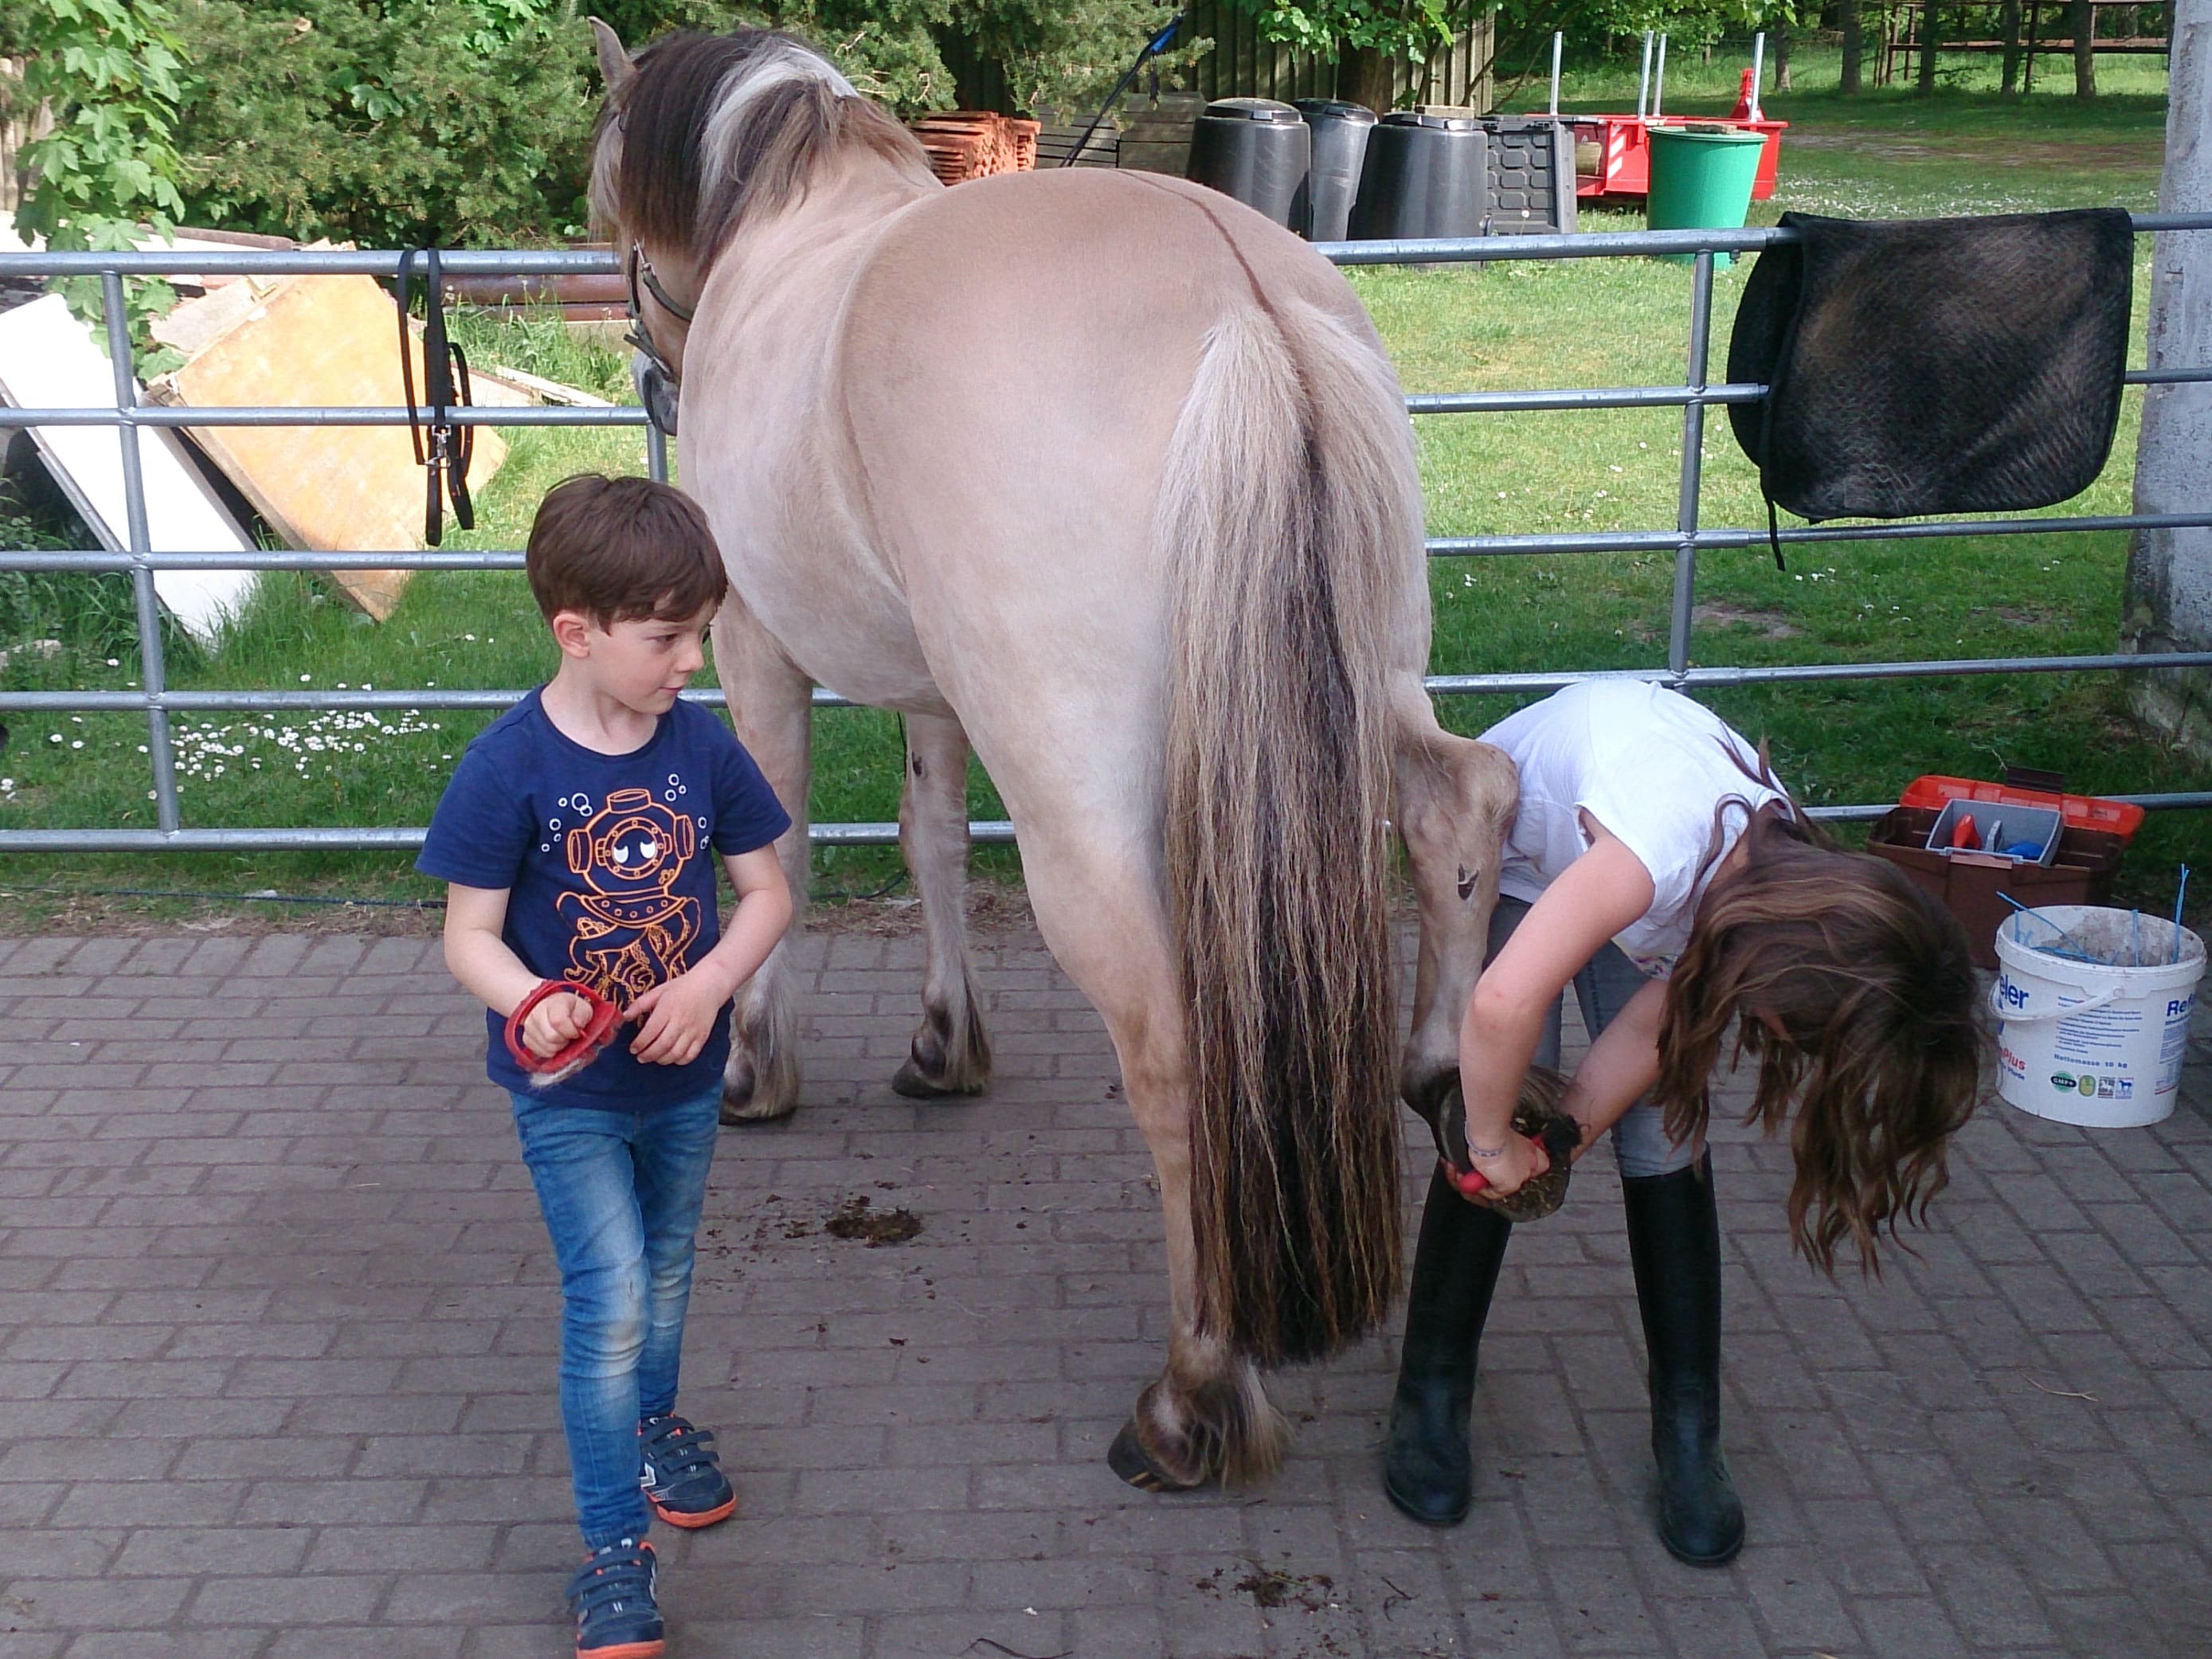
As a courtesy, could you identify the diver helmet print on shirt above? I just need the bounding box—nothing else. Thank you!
[416,691,791,1110]
[557,785,703,1005]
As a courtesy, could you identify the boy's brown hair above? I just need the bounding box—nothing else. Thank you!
[526,474,726,625]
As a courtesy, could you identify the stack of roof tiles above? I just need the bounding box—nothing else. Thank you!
[910,112,1042,183]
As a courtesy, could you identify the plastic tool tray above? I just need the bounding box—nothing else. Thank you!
[1866,775,2144,971]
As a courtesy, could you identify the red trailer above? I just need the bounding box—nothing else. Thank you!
[1571,114,1787,205]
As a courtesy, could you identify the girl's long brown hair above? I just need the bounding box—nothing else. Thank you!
[1654,792,1987,1274]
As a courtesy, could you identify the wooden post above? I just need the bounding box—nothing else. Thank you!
[2002,0,2025,89]
[2070,0,2099,92]
[2122,0,2212,757]
[2025,0,2042,90]
[1346,44,1396,113]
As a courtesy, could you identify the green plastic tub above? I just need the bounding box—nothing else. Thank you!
[1645,125,1766,267]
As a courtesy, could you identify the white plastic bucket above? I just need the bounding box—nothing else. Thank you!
[1992,905,2204,1128]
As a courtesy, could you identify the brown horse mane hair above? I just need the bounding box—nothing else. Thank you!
[592,28,931,262]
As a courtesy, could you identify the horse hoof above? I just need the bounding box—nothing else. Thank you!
[720,1089,798,1127]
[1106,1419,1208,1493]
[891,1059,985,1100]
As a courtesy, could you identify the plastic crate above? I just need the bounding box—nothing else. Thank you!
[1482,116,1576,235]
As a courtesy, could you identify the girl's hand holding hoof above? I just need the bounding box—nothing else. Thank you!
[1462,1129,1548,1200]
[1415,1065,1581,1220]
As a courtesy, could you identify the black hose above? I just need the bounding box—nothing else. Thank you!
[1059,12,1188,168]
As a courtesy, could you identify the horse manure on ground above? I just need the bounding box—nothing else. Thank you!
[824,1194,923,1245]
[1194,1562,1340,1614]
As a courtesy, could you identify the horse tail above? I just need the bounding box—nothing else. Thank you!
[1160,298,1414,1373]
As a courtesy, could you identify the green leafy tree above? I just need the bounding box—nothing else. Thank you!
[2,0,191,367]
[709,2,1187,115]
[958,2,1198,115]
[169,0,600,246]
[1223,0,1454,110]
[164,1,1193,247]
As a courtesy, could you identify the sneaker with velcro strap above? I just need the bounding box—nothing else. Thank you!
[566,1536,662,1659]
[639,1411,737,1529]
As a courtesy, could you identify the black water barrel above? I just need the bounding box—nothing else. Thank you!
[1185,98,1310,229]
[1292,100,1378,241]
[1349,110,1487,241]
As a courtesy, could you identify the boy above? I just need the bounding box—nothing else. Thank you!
[418,474,793,1659]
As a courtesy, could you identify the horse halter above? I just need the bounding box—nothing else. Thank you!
[624,242,693,437]
[393,246,476,546]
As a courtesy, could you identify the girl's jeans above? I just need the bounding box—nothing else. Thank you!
[1489,895,1700,1178]
[509,1085,722,1548]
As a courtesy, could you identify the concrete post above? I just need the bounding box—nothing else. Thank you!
[2122,0,2212,758]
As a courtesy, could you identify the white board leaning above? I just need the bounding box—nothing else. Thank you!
[0,292,257,646]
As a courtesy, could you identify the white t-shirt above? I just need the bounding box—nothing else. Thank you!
[1481,680,1787,978]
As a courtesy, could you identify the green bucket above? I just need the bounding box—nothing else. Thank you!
[1645,125,1765,267]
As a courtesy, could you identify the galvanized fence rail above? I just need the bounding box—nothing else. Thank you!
[0,220,2208,852]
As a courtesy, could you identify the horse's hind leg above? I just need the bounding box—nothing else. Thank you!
[1021,835,1287,1489]
[891,711,991,1098]
[712,601,812,1125]
[1392,690,1519,1121]
[1106,994,1287,1489]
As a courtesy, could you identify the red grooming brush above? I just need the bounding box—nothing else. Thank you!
[504,980,623,1088]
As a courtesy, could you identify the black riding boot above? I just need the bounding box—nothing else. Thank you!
[1622,1153,1744,1566]
[1381,1165,1513,1527]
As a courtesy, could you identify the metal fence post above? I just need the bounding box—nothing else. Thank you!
[647,424,668,484]
[99,271,181,835]
[1666,250,1717,681]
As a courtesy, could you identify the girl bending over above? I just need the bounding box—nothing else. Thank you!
[1385,679,1984,1564]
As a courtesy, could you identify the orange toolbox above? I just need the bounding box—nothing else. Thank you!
[1866,773,2144,969]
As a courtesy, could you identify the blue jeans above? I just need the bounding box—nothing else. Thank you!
[1489,896,1699,1178]
[510,1086,722,1548]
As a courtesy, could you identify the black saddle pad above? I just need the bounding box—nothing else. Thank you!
[1727,209,2135,522]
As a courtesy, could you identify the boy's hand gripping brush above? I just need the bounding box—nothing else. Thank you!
[1411,1064,1582,1222]
[504,980,623,1089]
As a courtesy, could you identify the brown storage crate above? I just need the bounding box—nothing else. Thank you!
[1867,806,2127,970]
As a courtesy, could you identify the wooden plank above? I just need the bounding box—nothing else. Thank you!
[149,275,505,620]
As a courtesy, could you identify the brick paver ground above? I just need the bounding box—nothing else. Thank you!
[2,925,2210,1659]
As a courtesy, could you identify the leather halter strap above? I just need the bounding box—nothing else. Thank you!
[623,242,691,436]
[635,249,696,323]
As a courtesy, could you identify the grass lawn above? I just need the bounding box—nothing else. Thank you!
[1,47,2202,933]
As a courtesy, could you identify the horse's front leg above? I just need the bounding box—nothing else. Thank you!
[1392,691,1519,1120]
[891,711,992,1098]
[712,599,812,1125]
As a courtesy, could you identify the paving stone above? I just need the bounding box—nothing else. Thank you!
[182,1575,385,1627]
[58,1636,276,1659]
[0,1578,194,1631]
[6,927,2212,1654]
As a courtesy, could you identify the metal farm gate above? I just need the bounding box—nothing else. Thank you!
[1,219,2209,855]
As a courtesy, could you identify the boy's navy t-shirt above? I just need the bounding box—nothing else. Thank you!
[417,689,790,1110]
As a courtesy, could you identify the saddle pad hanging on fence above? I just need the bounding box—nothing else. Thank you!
[1726,209,2135,523]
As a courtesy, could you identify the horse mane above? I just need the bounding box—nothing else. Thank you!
[593,29,932,260]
